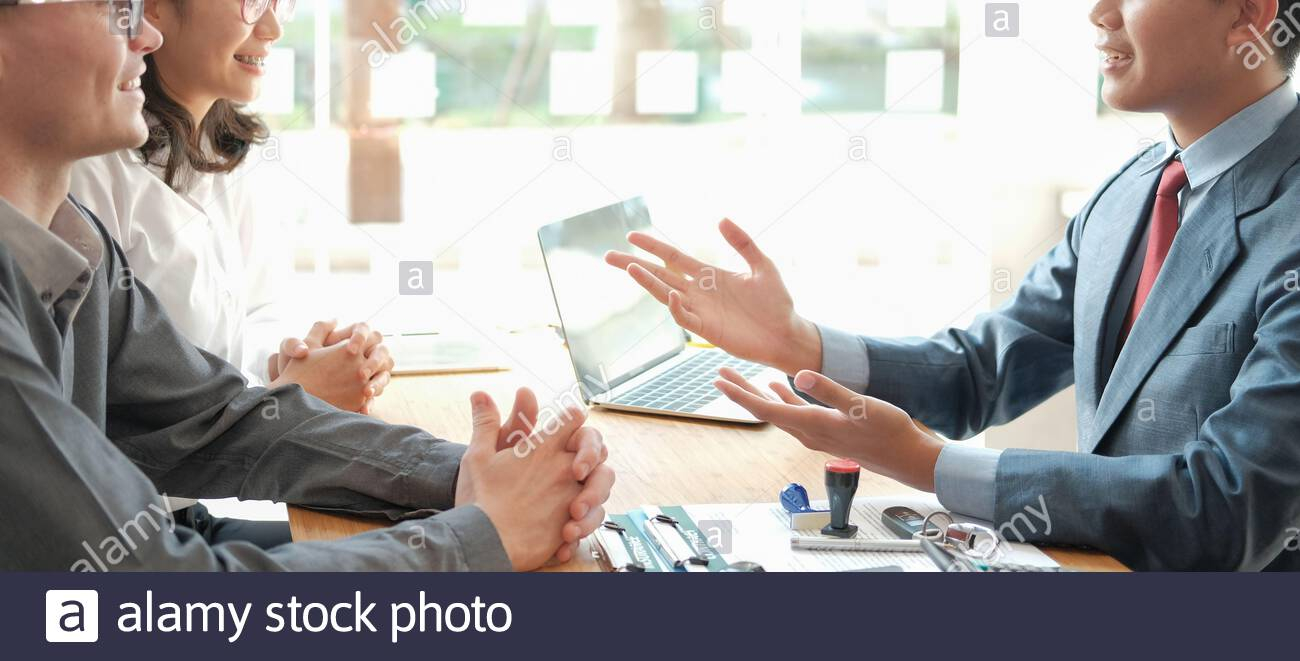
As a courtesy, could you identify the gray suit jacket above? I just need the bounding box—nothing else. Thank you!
[0,199,511,571]
[859,104,1300,570]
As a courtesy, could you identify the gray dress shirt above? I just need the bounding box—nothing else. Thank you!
[0,195,512,571]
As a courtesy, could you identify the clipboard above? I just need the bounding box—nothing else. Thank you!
[593,507,730,573]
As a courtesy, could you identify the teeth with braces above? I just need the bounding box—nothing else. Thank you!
[234,55,266,67]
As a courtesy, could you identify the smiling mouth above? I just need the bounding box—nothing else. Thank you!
[234,54,267,68]
[118,77,142,92]
[1100,49,1134,65]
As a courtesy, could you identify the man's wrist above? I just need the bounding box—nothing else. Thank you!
[902,428,943,492]
[783,317,823,375]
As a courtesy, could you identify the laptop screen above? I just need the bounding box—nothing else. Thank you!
[538,198,686,397]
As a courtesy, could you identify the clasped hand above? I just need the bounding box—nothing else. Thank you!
[454,388,615,571]
[269,320,395,414]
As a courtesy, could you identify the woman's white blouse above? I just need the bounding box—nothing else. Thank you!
[70,149,288,386]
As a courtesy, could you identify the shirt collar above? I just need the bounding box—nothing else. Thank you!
[1140,80,1299,188]
[0,195,103,309]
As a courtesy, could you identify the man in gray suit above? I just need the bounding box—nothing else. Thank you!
[608,0,1300,570]
[0,1,613,571]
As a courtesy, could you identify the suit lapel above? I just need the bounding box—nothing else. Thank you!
[1086,94,1300,451]
[1074,164,1161,451]
[1088,178,1241,451]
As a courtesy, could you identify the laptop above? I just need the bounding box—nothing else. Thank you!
[537,197,784,424]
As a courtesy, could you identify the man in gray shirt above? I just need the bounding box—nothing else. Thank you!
[0,1,614,572]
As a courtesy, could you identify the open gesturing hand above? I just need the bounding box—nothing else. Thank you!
[605,219,822,376]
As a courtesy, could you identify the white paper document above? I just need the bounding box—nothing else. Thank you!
[684,495,1059,573]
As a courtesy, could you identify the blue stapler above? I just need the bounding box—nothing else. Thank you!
[780,483,832,531]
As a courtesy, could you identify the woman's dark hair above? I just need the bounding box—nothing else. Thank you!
[138,31,269,190]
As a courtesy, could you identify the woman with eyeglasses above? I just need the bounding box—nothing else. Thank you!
[71,0,393,416]
[69,0,394,547]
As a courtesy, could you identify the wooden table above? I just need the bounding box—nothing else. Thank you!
[289,336,1127,572]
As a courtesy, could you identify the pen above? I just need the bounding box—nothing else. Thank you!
[920,538,964,572]
[790,537,924,553]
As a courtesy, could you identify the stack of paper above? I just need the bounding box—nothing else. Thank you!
[682,495,1059,572]
[602,495,1060,572]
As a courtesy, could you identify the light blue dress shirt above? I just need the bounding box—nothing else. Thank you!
[817,80,1298,520]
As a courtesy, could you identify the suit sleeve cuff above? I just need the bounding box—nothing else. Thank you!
[816,324,870,393]
[435,505,514,571]
[934,443,1003,521]
[403,440,468,512]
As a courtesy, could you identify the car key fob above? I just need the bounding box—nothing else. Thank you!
[881,506,927,540]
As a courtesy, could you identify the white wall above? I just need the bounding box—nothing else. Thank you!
[955,0,1164,451]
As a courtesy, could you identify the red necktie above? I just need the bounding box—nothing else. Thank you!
[1120,158,1189,341]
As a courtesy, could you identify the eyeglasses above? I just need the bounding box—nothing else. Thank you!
[242,0,296,25]
[2,0,296,38]
[2,1,145,38]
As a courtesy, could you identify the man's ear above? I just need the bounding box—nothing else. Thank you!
[1226,0,1281,50]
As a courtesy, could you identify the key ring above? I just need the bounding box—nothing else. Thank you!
[919,511,955,540]
[918,511,1004,560]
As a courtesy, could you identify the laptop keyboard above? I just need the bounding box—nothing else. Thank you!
[612,351,766,414]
